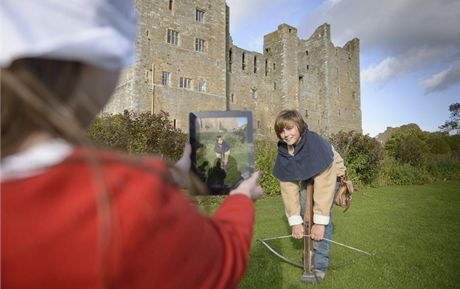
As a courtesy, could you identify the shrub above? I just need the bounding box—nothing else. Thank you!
[376,157,432,186]
[329,131,384,186]
[446,134,460,160]
[426,133,451,155]
[388,134,429,167]
[384,126,429,168]
[87,110,187,162]
[254,141,280,196]
[425,159,460,181]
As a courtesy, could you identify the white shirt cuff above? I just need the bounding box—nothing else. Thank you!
[288,215,303,226]
[313,214,330,225]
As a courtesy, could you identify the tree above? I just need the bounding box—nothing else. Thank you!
[439,103,460,134]
[384,125,429,167]
[329,131,384,185]
[426,132,451,155]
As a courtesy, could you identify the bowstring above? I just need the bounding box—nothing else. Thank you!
[258,234,375,269]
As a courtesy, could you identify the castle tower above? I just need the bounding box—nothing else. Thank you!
[106,0,228,129]
[263,24,300,110]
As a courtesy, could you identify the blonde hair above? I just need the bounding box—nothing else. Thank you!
[273,109,306,140]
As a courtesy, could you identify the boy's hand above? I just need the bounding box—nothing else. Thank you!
[291,224,304,239]
[310,224,325,240]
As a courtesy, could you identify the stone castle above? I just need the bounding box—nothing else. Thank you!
[105,0,362,139]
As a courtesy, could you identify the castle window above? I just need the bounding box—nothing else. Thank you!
[167,29,179,45]
[307,65,310,70]
[161,71,170,86]
[254,56,257,73]
[265,60,268,76]
[229,49,232,72]
[251,88,257,99]
[273,63,276,70]
[231,93,234,103]
[299,75,304,83]
[198,80,206,92]
[265,48,270,53]
[196,9,205,23]
[195,38,205,52]
[305,50,309,55]
[179,77,191,89]
[352,91,356,100]
[169,0,173,10]
[173,119,177,128]
[273,82,276,90]
[257,120,260,128]
[242,53,246,70]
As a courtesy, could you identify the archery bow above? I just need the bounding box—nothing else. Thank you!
[258,235,303,268]
[258,234,374,269]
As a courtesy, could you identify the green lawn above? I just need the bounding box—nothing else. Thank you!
[237,181,460,289]
[196,133,248,186]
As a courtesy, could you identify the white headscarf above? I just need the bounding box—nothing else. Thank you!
[0,0,137,70]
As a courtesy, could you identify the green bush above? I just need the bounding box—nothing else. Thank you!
[87,110,187,162]
[254,141,280,196]
[376,157,432,186]
[446,134,460,160]
[329,131,384,186]
[385,127,429,167]
[426,133,451,154]
[426,159,460,181]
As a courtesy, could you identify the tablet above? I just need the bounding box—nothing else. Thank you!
[189,111,254,195]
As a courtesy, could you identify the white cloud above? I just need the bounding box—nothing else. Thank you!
[422,59,460,93]
[300,0,460,86]
[362,48,448,83]
[362,57,397,83]
[301,0,460,51]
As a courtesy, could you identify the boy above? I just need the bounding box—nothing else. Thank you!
[272,110,346,282]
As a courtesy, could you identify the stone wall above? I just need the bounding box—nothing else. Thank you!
[105,0,362,139]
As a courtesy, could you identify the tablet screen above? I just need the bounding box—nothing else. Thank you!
[189,111,254,195]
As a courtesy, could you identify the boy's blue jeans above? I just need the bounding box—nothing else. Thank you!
[299,181,336,272]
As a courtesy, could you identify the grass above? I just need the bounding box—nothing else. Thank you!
[196,134,248,186]
[233,181,460,289]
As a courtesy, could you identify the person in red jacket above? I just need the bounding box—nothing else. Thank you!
[0,1,263,288]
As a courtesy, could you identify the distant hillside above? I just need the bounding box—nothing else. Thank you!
[376,123,422,144]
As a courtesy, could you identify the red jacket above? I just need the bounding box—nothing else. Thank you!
[1,149,254,289]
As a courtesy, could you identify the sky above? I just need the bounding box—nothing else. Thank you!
[226,0,460,136]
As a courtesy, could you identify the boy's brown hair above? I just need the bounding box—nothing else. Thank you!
[274,110,306,140]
